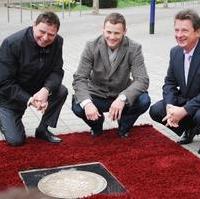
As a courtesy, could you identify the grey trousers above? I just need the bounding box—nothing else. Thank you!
[0,85,68,146]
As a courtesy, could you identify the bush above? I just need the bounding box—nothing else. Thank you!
[56,0,76,8]
[99,0,118,8]
[80,0,118,8]
[80,0,92,7]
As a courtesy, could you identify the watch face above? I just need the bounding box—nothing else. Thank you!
[119,95,126,101]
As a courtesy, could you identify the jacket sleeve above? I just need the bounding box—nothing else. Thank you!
[72,41,94,103]
[184,94,200,116]
[43,37,64,92]
[0,39,31,105]
[162,49,179,105]
[123,44,149,106]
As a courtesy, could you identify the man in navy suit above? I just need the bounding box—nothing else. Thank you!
[149,9,200,151]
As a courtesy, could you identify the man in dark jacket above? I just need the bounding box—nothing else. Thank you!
[0,11,68,146]
[149,9,200,150]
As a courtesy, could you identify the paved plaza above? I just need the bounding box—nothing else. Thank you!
[0,2,200,156]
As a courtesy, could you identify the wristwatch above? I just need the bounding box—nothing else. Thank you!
[118,94,127,102]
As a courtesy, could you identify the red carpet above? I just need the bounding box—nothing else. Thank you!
[1,125,200,199]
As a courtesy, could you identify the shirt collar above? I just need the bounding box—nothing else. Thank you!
[108,47,118,55]
[183,41,198,57]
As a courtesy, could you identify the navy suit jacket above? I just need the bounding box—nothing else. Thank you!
[163,39,200,117]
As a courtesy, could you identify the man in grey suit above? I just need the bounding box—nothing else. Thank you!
[149,9,200,150]
[72,13,150,137]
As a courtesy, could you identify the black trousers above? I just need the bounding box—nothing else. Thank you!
[72,92,151,134]
[0,85,68,146]
[149,99,200,136]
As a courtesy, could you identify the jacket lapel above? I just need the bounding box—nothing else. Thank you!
[186,40,200,91]
[177,49,186,88]
[99,37,112,74]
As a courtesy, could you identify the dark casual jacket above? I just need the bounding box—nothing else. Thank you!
[0,27,64,110]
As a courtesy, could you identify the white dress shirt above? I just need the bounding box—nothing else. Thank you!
[184,44,197,85]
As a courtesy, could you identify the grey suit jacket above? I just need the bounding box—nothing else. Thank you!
[73,35,149,106]
[163,39,200,116]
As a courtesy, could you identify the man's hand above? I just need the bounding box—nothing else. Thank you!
[84,102,101,121]
[162,114,179,128]
[33,87,49,103]
[29,87,49,113]
[108,98,125,121]
[162,104,187,128]
[31,100,48,114]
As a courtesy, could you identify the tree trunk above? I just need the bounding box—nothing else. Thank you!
[163,0,168,8]
[92,0,99,14]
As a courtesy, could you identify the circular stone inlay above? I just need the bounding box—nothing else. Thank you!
[38,169,107,199]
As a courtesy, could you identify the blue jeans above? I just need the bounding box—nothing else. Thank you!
[72,92,151,134]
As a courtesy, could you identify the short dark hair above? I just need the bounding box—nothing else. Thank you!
[104,13,126,30]
[175,9,200,31]
[35,11,60,31]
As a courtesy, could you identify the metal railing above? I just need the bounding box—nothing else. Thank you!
[0,0,200,23]
[3,0,83,23]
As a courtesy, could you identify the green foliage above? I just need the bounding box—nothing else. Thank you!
[15,0,194,12]
[100,0,118,8]
[118,0,149,8]
[55,0,76,8]
[80,0,92,7]
[81,0,118,8]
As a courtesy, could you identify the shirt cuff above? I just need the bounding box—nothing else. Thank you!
[43,87,51,96]
[27,97,33,107]
[80,99,92,109]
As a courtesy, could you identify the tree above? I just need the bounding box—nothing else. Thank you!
[92,0,99,14]
[163,0,168,8]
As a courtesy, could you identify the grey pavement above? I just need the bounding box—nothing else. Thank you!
[1,2,200,157]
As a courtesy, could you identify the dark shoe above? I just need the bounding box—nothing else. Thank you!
[117,129,129,138]
[35,129,62,143]
[90,129,103,137]
[177,128,196,145]
[117,120,130,138]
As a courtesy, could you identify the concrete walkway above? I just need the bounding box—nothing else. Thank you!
[0,2,200,157]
